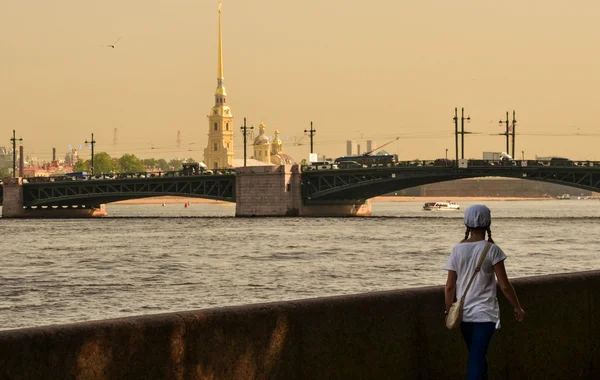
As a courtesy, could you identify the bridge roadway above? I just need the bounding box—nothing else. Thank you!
[1,159,600,208]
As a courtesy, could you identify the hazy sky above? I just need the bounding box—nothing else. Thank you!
[1,0,599,162]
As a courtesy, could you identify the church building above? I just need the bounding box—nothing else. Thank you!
[252,122,296,165]
[203,2,234,169]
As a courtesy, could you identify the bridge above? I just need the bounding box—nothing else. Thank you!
[21,174,235,206]
[301,160,600,203]
[2,159,600,217]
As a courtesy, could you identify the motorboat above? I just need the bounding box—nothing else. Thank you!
[423,201,460,211]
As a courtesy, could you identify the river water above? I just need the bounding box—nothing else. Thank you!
[1,200,599,330]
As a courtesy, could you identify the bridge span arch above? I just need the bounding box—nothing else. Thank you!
[21,175,236,207]
[301,166,600,202]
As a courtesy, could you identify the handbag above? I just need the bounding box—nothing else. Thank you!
[446,242,492,330]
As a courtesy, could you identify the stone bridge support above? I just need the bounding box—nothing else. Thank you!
[235,165,371,217]
[1,178,108,218]
[1,178,25,218]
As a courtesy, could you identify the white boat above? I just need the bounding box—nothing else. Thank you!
[423,201,460,211]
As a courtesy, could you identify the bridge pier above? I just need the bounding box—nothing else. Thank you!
[235,165,371,217]
[235,165,302,216]
[1,178,25,218]
[1,178,108,218]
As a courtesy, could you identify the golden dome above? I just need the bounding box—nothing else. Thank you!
[253,122,270,145]
[271,153,296,165]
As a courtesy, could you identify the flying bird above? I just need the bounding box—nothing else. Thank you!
[104,37,122,48]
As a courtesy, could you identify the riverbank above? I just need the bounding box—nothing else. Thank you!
[112,196,230,205]
[111,195,552,205]
[371,196,552,202]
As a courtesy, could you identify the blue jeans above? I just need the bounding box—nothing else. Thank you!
[460,322,496,380]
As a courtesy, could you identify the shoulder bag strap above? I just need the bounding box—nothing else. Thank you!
[459,242,492,302]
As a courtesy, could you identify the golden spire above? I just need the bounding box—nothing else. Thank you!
[215,1,226,96]
[217,1,224,81]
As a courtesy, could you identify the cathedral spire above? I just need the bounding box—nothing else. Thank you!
[217,1,224,85]
[204,0,233,170]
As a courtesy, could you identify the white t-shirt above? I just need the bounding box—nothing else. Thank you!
[444,240,507,327]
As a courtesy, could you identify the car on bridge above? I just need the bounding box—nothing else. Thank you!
[182,163,214,175]
[336,161,365,169]
[550,157,574,167]
[64,172,89,180]
[304,161,339,170]
[433,159,453,167]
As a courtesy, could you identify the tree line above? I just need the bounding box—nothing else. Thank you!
[73,153,197,174]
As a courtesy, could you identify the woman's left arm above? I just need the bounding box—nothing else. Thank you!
[445,271,457,312]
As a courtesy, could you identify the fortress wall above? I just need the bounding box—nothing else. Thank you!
[1,270,598,379]
[405,178,593,197]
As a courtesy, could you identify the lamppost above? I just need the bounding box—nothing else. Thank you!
[511,111,517,159]
[85,133,96,175]
[499,112,509,154]
[445,148,448,160]
[10,129,22,178]
[453,108,458,165]
[460,108,471,159]
[304,121,316,155]
[522,150,525,160]
[240,117,254,167]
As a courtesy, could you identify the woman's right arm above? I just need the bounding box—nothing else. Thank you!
[494,260,526,321]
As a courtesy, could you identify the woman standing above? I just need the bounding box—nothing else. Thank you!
[444,204,525,380]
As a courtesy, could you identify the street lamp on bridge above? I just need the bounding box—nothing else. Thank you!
[84,133,96,175]
[10,130,23,178]
[304,121,316,155]
[453,108,471,162]
[453,109,458,164]
[460,108,471,159]
[498,110,516,158]
[240,117,254,167]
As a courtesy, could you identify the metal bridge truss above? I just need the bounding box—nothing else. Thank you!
[21,176,236,206]
[301,166,600,203]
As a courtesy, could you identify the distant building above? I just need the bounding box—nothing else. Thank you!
[0,146,12,169]
[346,140,357,156]
[64,149,79,165]
[23,164,73,178]
[357,144,361,155]
[366,140,376,154]
[28,156,40,166]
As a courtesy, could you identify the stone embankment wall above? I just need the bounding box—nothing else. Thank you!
[1,271,598,379]
[410,178,592,198]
